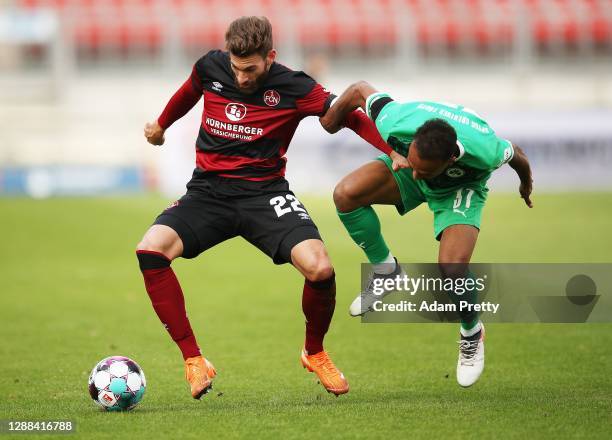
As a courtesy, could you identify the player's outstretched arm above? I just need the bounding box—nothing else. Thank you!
[144,70,202,146]
[320,81,378,133]
[508,144,534,208]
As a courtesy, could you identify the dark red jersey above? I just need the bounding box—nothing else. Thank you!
[158,50,391,184]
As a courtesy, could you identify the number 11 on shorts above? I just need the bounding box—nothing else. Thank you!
[453,188,474,217]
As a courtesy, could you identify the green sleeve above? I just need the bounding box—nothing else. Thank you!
[365,92,400,142]
[464,137,514,171]
[364,92,410,156]
[457,134,514,171]
[490,138,514,169]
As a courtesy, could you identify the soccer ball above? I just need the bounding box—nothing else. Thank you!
[88,356,146,411]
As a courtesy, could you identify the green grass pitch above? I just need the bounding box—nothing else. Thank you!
[1,193,611,439]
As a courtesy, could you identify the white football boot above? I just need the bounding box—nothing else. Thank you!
[349,258,406,317]
[456,322,485,387]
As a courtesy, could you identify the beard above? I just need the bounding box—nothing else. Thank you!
[234,63,271,94]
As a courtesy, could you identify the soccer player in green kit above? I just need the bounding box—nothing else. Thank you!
[320,81,533,387]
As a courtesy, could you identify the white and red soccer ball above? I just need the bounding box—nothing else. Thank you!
[88,356,146,411]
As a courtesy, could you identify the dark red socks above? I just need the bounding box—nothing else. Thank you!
[136,250,201,360]
[302,273,336,355]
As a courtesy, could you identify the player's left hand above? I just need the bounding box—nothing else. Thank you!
[390,150,410,171]
[519,178,533,208]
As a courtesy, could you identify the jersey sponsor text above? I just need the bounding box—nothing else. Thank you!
[205,117,264,141]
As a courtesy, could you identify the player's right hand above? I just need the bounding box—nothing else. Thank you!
[144,121,165,146]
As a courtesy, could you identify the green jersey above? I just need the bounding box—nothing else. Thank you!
[365,93,514,195]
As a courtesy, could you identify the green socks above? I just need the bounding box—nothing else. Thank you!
[337,206,390,264]
[339,206,479,331]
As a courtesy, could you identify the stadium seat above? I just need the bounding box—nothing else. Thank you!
[13,0,612,56]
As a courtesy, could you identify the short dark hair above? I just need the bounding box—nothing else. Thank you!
[225,16,273,58]
[413,119,458,161]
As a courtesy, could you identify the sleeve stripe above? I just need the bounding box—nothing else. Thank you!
[322,93,337,114]
[365,92,390,119]
[499,139,514,166]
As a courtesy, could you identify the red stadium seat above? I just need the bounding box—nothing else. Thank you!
[13,0,612,56]
[592,17,611,44]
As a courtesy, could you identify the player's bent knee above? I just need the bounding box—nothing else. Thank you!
[294,247,334,282]
[438,261,470,279]
[333,179,360,213]
[303,259,334,283]
[136,236,164,253]
[136,238,152,252]
[305,265,334,283]
[438,249,472,269]
[135,225,183,260]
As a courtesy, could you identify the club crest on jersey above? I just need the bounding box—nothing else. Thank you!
[446,167,465,178]
[263,89,280,107]
[225,103,247,122]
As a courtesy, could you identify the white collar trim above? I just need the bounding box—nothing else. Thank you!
[456,140,465,159]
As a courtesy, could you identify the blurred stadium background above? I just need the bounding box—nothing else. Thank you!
[1,0,612,197]
[2,3,612,436]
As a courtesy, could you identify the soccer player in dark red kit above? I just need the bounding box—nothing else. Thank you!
[137,16,392,398]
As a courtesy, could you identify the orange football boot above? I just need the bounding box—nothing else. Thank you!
[184,356,216,399]
[300,349,349,396]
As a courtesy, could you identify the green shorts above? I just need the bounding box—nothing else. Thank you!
[377,155,487,240]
